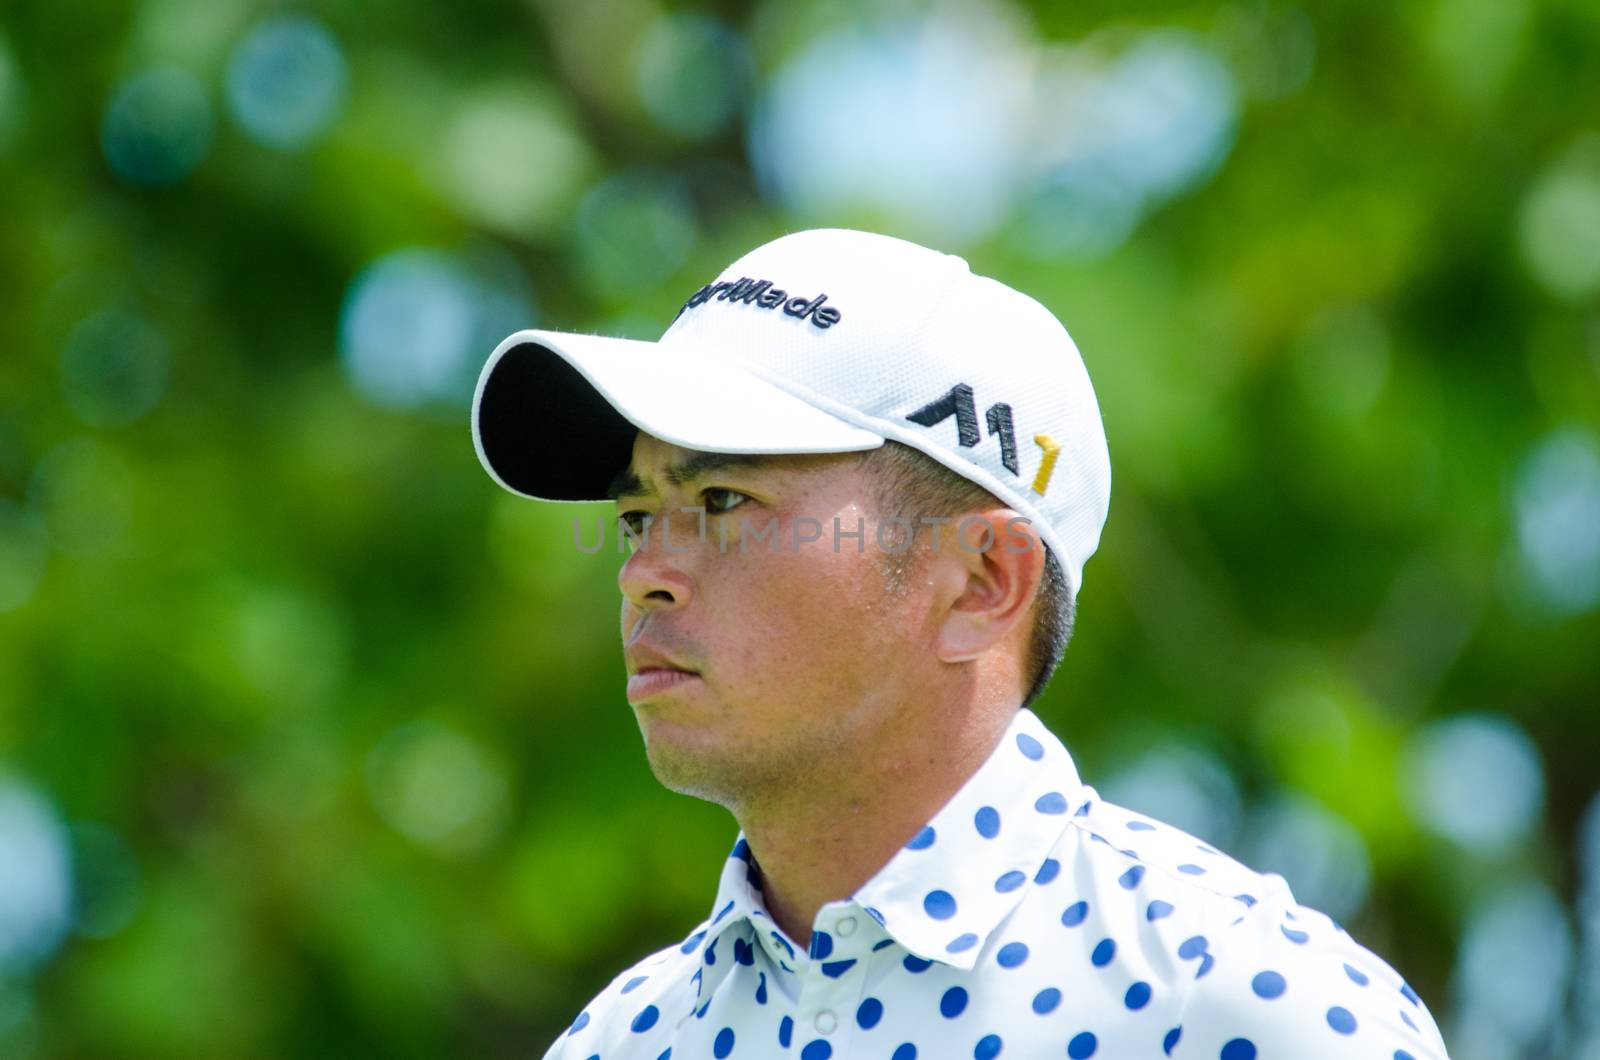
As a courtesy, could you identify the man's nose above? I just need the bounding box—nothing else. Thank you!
[617,511,700,611]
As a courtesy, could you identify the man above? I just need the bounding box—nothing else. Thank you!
[471,229,1451,1059]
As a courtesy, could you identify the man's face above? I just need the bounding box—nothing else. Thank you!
[609,432,937,809]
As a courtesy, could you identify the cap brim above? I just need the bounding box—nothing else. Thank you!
[472,329,886,500]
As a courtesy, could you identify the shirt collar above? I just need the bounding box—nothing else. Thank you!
[694,707,1085,979]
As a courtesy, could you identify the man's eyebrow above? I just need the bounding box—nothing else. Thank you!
[605,452,774,501]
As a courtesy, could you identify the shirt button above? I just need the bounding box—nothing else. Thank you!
[815,1010,837,1035]
[836,916,857,937]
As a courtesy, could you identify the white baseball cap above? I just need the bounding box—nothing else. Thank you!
[471,228,1111,596]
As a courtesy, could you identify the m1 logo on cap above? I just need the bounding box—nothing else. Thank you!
[907,383,1063,496]
[675,277,842,329]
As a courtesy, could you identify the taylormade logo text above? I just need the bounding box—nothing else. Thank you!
[675,277,842,329]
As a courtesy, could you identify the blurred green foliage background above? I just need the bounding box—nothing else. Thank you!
[2,0,1599,1057]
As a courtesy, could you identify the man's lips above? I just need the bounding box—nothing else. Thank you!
[626,667,701,702]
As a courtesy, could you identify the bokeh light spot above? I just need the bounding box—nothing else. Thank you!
[1512,426,1600,616]
[1100,745,1241,850]
[59,308,170,428]
[225,15,348,150]
[0,501,48,613]
[1451,879,1573,1049]
[339,248,534,412]
[365,721,511,857]
[573,171,697,300]
[1519,145,1600,301]
[1402,713,1544,853]
[751,8,1031,248]
[1237,793,1371,921]
[101,66,213,186]
[436,84,596,238]
[636,13,752,140]
[0,778,73,972]
[26,438,133,556]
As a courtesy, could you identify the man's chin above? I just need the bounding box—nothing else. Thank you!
[640,739,734,803]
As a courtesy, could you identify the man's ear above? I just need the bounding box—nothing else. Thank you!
[935,509,1046,663]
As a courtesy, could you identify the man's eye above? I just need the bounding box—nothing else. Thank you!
[702,488,748,513]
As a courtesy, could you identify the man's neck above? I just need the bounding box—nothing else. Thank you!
[732,694,1018,950]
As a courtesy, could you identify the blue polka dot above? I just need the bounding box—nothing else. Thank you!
[867,906,886,926]
[778,1016,793,1048]
[1235,893,1258,907]
[1067,1031,1097,1058]
[755,972,767,1004]
[809,931,833,959]
[946,933,979,953]
[1147,900,1175,920]
[1125,981,1152,1010]
[1176,863,1205,874]
[1281,926,1309,944]
[1034,858,1061,885]
[940,986,968,1018]
[1344,963,1369,986]
[924,890,957,920]
[713,899,735,923]
[1032,987,1061,1014]
[1401,1010,1418,1031]
[1251,971,1285,998]
[1401,982,1421,1006]
[857,997,884,1029]
[1127,820,1156,831]
[568,1011,590,1035]
[975,806,1001,838]
[996,942,1029,967]
[821,959,856,978]
[733,938,754,965]
[1118,865,1145,889]
[974,1033,1002,1059]
[658,1049,671,1060]
[893,1045,917,1060]
[872,939,893,951]
[1177,936,1208,959]
[631,1005,659,1033]
[1062,901,1089,927]
[713,1027,735,1058]
[995,869,1026,893]
[1016,732,1044,759]
[1327,1006,1357,1034]
[800,1040,830,1060]
[1035,791,1068,814]
[696,1000,710,1019]
[1395,1052,1416,1060]
[680,930,706,954]
[1162,1027,1181,1055]
[903,955,933,973]
[621,976,647,993]
[1091,938,1116,966]
[907,826,936,850]
[1221,1040,1256,1060]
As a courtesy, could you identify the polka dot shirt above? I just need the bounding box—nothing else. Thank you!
[548,708,1451,1059]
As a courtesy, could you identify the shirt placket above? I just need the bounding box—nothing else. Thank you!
[791,903,875,1056]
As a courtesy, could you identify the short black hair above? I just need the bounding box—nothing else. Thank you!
[857,441,1076,708]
